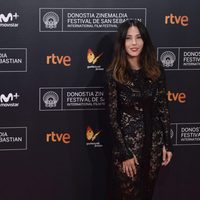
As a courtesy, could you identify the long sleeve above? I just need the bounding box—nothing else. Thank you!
[107,73,133,161]
[155,68,173,152]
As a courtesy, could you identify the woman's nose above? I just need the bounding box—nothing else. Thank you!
[131,38,137,45]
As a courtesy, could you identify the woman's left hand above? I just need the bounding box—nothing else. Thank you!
[162,145,172,166]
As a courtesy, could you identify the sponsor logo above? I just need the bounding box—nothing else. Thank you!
[87,49,104,71]
[0,12,19,22]
[87,49,103,64]
[46,53,71,67]
[0,12,19,28]
[0,48,27,72]
[0,127,27,151]
[157,47,200,70]
[86,126,102,147]
[165,13,189,26]
[167,91,186,103]
[39,87,105,111]
[39,8,146,32]
[46,131,71,144]
[43,11,59,29]
[0,93,20,107]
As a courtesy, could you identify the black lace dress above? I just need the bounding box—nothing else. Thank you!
[107,67,172,200]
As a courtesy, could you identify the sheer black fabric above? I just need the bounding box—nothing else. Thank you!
[107,67,172,200]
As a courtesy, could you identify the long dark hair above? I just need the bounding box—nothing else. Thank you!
[108,19,160,84]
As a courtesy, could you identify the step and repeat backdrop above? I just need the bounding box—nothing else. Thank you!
[0,0,199,199]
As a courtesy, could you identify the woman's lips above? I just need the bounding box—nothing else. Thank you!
[130,48,139,52]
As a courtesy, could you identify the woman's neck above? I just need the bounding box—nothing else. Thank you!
[127,57,141,70]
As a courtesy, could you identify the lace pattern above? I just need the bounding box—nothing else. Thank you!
[107,67,172,200]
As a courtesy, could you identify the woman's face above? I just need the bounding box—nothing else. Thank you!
[125,26,144,60]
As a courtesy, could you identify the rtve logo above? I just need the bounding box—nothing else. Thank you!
[46,131,71,144]
[167,91,186,103]
[0,13,19,22]
[165,13,189,26]
[46,53,71,67]
[0,93,19,103]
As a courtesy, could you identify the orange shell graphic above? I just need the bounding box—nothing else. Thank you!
[87,49,103,64]
[87,49,95,64]
[86,126,101,141]
[86,126,94,140]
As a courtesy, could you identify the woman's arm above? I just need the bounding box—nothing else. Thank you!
[155,67,173,152]
[107,73,133,162]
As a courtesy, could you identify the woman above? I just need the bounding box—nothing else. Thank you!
[107,20,173,200]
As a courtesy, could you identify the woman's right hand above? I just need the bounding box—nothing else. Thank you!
[122,155,139,178]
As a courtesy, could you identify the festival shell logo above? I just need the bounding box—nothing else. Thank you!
[43,91,59,108]
[43,11,59,29]
[160,51,176,67]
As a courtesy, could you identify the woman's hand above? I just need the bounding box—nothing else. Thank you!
[122,155,139,177]
[162,145,173,166]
